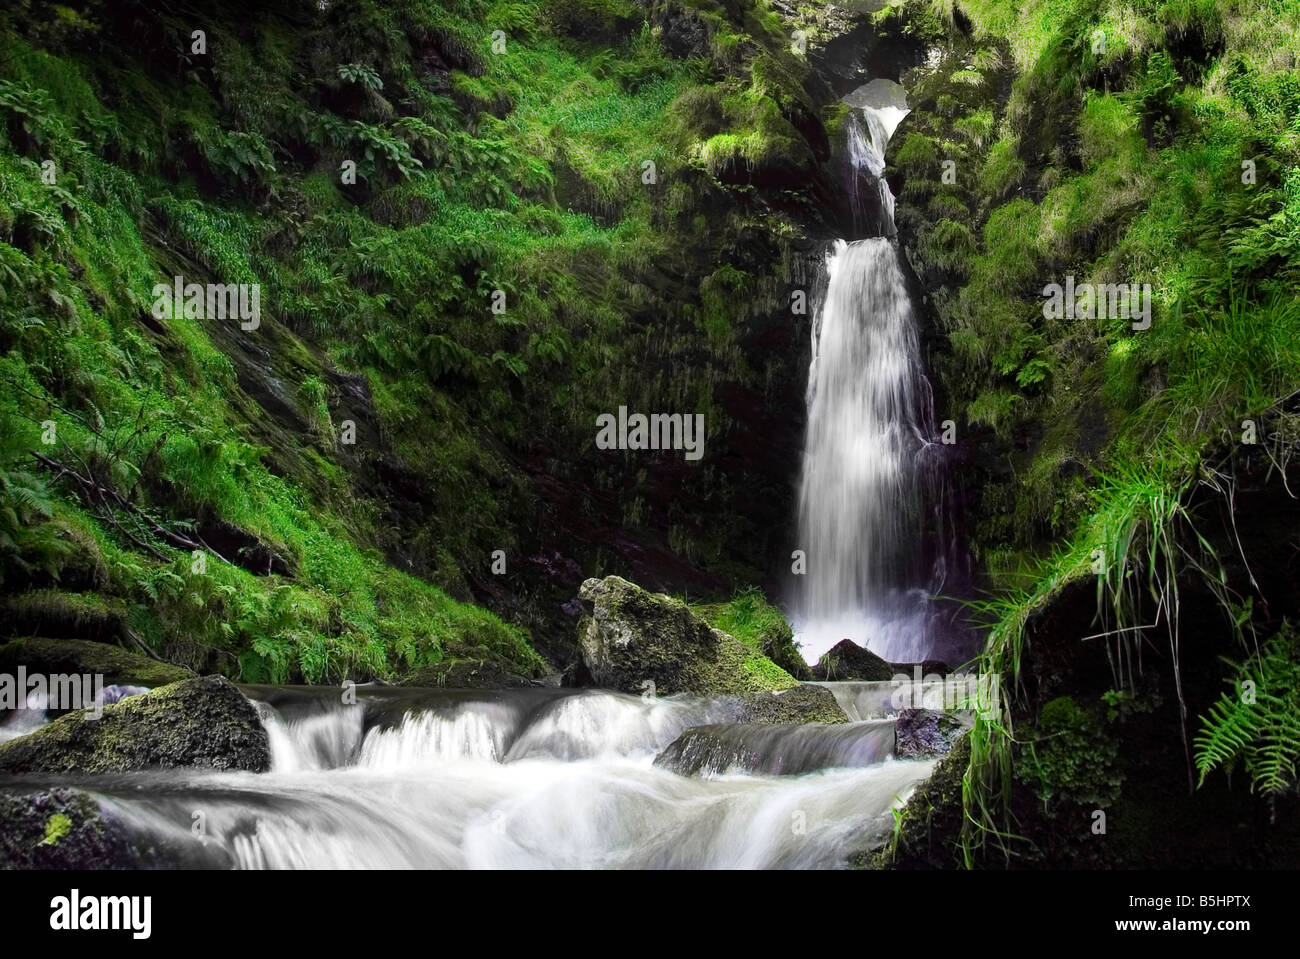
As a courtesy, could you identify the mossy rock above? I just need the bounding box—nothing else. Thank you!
[0,676,270,774]
[0,788,151,869]
[737,683,849,724]
[397,653,553,689]
[869,732,971,869]
[0,591,127,642]
[0,637,194,690]
[692,592,811,680]
[577,575,799,696]
[810,639,894,681]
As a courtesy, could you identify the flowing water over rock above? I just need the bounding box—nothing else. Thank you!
[0,685,936,869]
[793,79,965,665]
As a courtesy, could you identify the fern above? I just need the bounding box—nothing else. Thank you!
[1194,625,1300,794]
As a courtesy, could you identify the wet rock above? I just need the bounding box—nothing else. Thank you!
[577,575,798,696]
[738,683,849,724]
[0,591,126,642]
[895,707,970,759]
[0,637,194,690]
[810,639,894,681]
[0,788,151,869]
[0,676,270,774]
[655,719,896,777]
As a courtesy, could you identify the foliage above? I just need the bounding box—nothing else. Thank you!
[1021,696,1124,809]
[1195,624,1300,795]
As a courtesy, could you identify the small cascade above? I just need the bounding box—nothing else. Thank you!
[813,680,964,722]
[21,685,940,870]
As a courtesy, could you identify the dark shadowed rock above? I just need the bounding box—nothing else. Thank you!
[0,676,270,774]
[0,637,194,691]
[895,707,971,759]
[738,683,850,724]
[577,576,798,696]
[0,788,150,869]
[811,639,894,681]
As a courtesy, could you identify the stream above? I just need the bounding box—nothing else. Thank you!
[0,684,936,869]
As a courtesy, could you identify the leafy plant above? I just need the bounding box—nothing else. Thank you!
[1195,624,1300,795]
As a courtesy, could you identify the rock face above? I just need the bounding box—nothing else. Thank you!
[0,637,194,690]
[0,788,148,869]
[810,639,895,681]
[737,683,849,724]
[0,676,270,774]
[577,576,798,696]
[894,707,970,759]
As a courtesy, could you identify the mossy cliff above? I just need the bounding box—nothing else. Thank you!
[0,0,867,683]
[876,0,1300,867]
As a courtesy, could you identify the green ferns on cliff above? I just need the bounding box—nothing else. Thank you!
[1195,623,1300,795]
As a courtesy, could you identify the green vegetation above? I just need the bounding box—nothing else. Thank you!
[38,812,71,846]
[886,0,1300,862]
[692,585,808,678]
[1195,623,1300,795]
[0,0,827,683]
[1021,695,1123,810]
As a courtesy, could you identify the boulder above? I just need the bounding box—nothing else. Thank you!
[811,639,895,681]
[737,683,849,724]
[654,719,895,777]
[0,637,194,690]
[0,788,149,869]
[577,576,798,696]
[0,675,270,774]
[895,707,971,759]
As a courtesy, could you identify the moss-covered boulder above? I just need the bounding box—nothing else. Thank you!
[0,637,194,690]
[577,576,799,696]
[0,788,149,869]
[397,653,552,689]
[810,639,894,681]
[869,732,971,869]
[691,589,811,680]
[895,707,971,759]
[0,676,269,774]
[737,683,849,724]
[0,591,127,643]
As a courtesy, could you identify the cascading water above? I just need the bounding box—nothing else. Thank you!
[793,80,961,665]
[0,685,940,869]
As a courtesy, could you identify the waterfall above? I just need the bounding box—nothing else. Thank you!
[793,80,956,666]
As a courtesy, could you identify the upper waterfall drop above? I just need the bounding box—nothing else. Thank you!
[792,79,955,666]
[842,79,910,237]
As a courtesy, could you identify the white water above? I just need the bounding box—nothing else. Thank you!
[794,80,949,665]
[43,686,936,869]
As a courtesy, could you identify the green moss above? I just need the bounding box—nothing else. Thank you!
[1021,696,1124,810]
